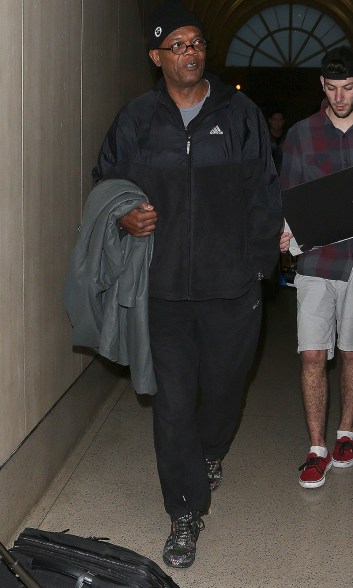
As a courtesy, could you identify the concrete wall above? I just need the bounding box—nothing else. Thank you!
[0,0,154,543]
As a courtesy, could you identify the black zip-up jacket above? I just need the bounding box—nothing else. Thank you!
[92,73,283,301]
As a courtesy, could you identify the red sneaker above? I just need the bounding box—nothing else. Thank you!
[332,436,353,468]
[298,451,332,488]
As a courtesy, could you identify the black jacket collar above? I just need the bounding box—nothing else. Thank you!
[155,71,236,111]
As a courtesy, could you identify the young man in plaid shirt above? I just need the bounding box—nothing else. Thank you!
[280,46,353,488]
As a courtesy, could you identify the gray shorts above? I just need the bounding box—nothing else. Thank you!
[294,271,353,360]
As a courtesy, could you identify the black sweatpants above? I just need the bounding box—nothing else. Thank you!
[149,281,262,520]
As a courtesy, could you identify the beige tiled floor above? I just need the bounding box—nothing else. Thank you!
[18,287,353,587]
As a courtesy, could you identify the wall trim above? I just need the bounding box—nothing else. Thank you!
[0,357,128,544]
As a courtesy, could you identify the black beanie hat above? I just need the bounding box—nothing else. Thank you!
[321,45,353,79]
[148,0,205,50]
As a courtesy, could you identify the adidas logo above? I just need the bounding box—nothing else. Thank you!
[210,125,223,135]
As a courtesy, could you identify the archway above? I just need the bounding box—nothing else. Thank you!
[186,0,353,125]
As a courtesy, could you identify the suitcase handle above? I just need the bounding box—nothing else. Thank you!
[0,541,41,588]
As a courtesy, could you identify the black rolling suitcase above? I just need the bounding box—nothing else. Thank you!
[0,528,179,587]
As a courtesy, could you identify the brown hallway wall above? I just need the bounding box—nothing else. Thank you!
[0,0,156,544]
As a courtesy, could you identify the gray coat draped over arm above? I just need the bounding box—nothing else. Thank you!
[64,179,157,395]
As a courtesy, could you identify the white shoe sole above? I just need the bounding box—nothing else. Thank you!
[332,457,353,468]
[299,461,332,488]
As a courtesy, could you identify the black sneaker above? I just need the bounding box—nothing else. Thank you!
[163,512,205,568]
[205,458,222,491]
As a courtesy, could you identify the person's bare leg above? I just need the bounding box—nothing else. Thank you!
[339,351,353,432]
[301,349,328,447]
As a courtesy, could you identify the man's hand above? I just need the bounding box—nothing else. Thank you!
[120,202,157,237]
[280,231,293,252]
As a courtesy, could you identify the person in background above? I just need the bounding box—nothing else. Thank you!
[280,45,353,490]
[93,0,282,568]
[268,108,296,284]
[268,107,286,174]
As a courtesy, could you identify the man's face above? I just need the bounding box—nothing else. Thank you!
[149,26,206,90]
[321,75,353,118]
[269,113,285,131]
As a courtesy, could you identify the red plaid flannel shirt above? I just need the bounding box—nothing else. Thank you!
[280,99,353,281]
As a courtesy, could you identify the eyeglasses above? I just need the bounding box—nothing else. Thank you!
[158,39,207,55]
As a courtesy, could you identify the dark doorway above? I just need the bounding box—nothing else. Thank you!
[222,66,323,128]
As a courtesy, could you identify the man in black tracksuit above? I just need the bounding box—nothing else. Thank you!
[93,1,283,569]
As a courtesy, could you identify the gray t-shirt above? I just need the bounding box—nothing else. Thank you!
[179,80,210,127]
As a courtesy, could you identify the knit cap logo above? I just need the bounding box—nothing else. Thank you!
[155,26,162,38]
